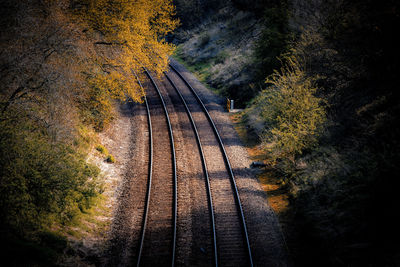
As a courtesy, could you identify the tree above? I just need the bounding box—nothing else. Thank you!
[78,0,179,102]
[0,0,179,241]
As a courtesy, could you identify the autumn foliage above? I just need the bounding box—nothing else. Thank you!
[76,0,178,129]
[0,0,177,260]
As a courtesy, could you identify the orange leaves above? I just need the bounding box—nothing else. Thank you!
[79,0,178,98]
[72,0,178,129]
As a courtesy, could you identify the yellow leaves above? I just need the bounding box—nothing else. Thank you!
[150,0,180,37]
[71,0,177,130]
[260,55,326,161]
[77,0,178,102]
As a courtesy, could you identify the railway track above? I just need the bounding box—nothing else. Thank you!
[135,69,177,266]
[134,65,253,266]
[165,65,254,266]
[164,72,218,266]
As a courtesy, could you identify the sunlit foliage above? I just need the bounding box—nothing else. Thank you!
[254,55,326,162]
[78,0,178,101]
[70,0,179,130]
[0,0,178,257]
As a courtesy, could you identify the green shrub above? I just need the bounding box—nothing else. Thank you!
[256,55,326,162]
[95,144,108,155]
[0,117,102,235]
[106,154,115,163]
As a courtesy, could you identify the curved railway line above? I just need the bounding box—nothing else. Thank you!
[135,69,177,267]
[167,65,254,266]
[164,72,218,266]
[134,65,253,266]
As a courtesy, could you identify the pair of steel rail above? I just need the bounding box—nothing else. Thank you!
[135,65,253,267]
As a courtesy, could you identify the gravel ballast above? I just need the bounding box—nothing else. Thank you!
[169,58,288,266]
[101,60,288,266]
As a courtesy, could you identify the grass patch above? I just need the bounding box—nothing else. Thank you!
[172,45,217,94]
[96,144,108,154]
[173,46,211,79]
[173,45,210,76]
[62,194,111,241]
[106,154,115,163]
[94,143,115,163]
[192,60,212,81]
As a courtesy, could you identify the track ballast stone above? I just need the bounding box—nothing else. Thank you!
[170,58,288,266]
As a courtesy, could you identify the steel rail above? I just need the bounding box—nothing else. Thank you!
[145,69,178,267]
[165,72,218,267]
[169,64,254,267]
[135,74,153,267]
[136,69,178,267]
